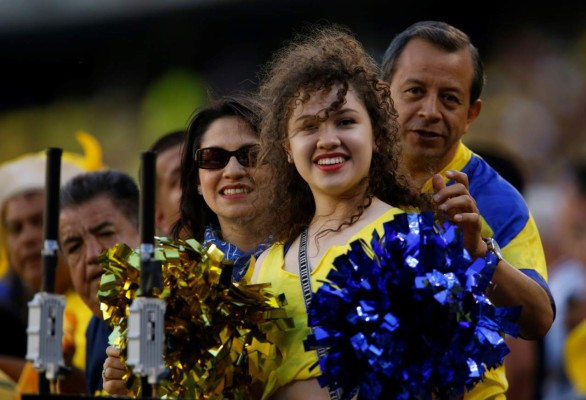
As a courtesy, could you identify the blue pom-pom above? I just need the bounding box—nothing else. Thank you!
[305,212,521,399]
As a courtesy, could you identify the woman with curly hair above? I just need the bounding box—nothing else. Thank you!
[250,24,438,400]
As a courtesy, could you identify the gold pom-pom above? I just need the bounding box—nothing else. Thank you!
[98,237,291,399]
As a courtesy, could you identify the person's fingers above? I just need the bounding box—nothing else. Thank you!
[102,353,131,397]
[446,170,469,188]
[453,211,481,225]
[438,194,478,221]
[440,194,471,208]
[103,364,127,379]
[105,345,121,357]
[104,356,126,370]
[103,378,130,396]
[432,173,446,194]
[433,180,472,207]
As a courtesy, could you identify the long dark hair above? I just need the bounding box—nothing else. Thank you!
[172,94,263,241]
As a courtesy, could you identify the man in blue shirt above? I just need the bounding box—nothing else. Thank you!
[59,169,140,395]
[381,20,555,399]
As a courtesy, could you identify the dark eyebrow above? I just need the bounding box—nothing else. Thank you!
[336,108,360,115]
[402,77,425,86]
[291,114,318,124]
[89,221,115,235]
[292,107,359,124]
[403,77,464,95]
[62,234,81,248]
[61,221,115,248]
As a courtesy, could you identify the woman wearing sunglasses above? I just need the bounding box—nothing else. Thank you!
[102,94,272,396]
[172,93,271,282]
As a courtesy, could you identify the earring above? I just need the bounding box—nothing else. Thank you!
[286,153,293,163]
[197,185,202,195]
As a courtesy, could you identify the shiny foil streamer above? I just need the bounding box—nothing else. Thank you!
[306,212,521,400]
[97,237,291,399]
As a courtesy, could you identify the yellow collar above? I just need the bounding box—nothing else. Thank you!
[420,142,473,193]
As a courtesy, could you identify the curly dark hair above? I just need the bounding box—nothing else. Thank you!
[171,93,265,241]
[256,24,428,244]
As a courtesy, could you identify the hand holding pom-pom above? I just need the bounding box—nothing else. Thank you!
[306,212,521,400]
[98,237,291,399]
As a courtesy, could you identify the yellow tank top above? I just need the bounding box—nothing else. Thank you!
[256,207,507,399]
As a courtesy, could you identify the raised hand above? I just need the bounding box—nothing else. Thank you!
[432,170,486,259]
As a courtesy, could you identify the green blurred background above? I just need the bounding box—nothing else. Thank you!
[1,0,585,183]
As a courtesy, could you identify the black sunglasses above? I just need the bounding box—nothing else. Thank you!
[194,144,261,169]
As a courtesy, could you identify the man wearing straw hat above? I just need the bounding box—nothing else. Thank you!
[0,131,105,395]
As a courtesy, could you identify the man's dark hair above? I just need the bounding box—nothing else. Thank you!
[148,130,185,154]
[381,20,486,104]
[60,170,139,229]
[139,130,186,188]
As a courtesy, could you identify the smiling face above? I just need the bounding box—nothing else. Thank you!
[286,86,374,203]
[388,38,481,174]
[197,115,268,231]
[59,195,139,317]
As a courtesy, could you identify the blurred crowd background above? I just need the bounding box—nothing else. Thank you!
[2,1,586,398]
[1,0,585,184]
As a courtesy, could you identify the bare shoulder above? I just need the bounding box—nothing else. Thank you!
[361,197,394,225]
[250,248,269,284]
